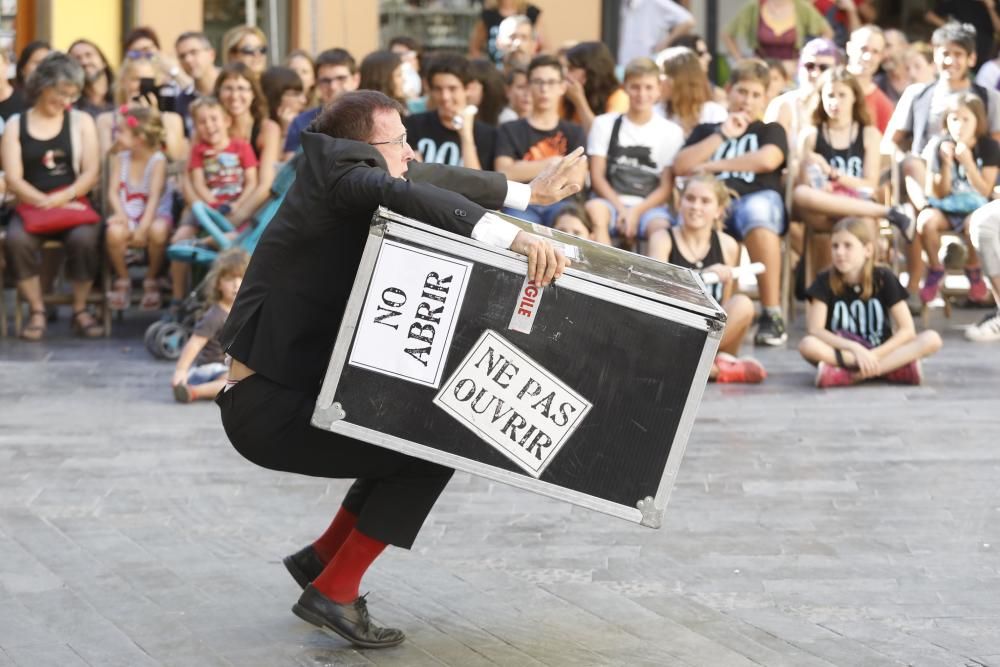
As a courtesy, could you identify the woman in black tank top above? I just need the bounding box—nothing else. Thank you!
[1,52,103,340]
[648,174,767,383]
[793,67,915,281]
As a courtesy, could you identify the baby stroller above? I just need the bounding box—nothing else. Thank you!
[144,156,299,360]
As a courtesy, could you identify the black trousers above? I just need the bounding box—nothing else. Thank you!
[217,373,454,548]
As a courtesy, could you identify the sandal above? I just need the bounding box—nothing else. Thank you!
[72,310,104,338]
[140,278,162,311]
[107,277,131,311]
[20,309,47,342]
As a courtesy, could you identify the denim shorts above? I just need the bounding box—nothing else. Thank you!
[724,189,787,241]
[588,198,672,238]
[501,203,563,227]
[187,362,229,386]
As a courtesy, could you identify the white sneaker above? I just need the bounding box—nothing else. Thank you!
[965,311,1000,342]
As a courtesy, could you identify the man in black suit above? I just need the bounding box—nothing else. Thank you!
[216,90,583,649]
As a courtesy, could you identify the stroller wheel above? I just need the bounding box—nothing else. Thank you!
[155,322,190,361]
[144,321,167,358]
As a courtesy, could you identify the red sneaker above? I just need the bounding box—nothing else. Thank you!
[715,353,767,383]
[966,267,989,304]
[815,361,853,388]
[884,360,923,385]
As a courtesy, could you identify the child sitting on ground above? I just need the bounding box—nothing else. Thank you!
[800,217,942,387]
[105,107,174,311]
[172,248,249,403]
[648,174,766,384]
[917,92,998,306]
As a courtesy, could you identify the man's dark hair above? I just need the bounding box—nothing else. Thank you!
[426,52,471,86]
[315,47,357,74]
[175,31,212,49]
[527,54,563,79]
[311,90,406,142]
[931,21,977,56]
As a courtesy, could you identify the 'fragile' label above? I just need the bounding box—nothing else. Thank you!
[508,276,543,334]
[434,331,591,478]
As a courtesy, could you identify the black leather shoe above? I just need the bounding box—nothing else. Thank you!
[292,585,405,648]
[283,545,326,590]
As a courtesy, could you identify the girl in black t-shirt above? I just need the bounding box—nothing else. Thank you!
[917,92,999,305]
[800,218,942,388]
[793,67,915,279]
[648,174,766,384]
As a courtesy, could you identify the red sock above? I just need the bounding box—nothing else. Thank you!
[312,528,387,604]
[312,506,359,564]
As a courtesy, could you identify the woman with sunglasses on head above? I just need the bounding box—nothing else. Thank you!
[95,57,188,162]
[223,26,269,76]
[68,39,115,117]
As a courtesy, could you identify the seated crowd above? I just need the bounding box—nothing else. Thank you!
[1,5,998,400]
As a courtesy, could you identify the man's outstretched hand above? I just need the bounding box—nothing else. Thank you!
[527,147,586,206]
[509,231,570,287]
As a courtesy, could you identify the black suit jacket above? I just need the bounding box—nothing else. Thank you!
[220,130,511,392]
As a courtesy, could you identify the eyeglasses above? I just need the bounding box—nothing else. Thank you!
[369,132,408,148]
[803,62,832,73]
[529,78,562,89]
[237,45,268,56]
[317,74,351,86]
[125,49,155,60]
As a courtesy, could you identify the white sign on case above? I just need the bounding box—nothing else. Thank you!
[348,240,472,388]
[434,330,592,478]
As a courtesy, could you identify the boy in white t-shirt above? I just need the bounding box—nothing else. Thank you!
[585,57,685,248]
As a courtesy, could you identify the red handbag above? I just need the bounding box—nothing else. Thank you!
[16,191,100,235]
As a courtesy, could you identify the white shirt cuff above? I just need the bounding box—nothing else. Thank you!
[503,181,531,211]
[471,211,522,249]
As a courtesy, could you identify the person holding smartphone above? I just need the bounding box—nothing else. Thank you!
[95,57,188,161]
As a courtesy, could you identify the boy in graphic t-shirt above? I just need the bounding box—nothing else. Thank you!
[495,54,588,226]
[187,97,259,218]
[674,59,789,346]
[404,53,496,170]
[585,56,685,248]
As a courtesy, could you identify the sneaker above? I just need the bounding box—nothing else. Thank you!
[754,311,788,346]
[173,383,193,403]
[919,268,945,304]
[815,361,853,388]
[715,352,767,383]
[965,310,1000,342]
[965,267,990,304]
[884,359,922,385]
[886,204,916,242]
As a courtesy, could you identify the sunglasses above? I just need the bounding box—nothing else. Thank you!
[237,45,268,56]
[125,49,155,60]
[803,62,832,73]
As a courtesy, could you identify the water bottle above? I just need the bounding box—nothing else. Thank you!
[806,163,826,189]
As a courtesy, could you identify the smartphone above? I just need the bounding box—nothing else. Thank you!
[136,77,157,102]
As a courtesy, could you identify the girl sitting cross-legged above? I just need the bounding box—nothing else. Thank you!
[800,217,942,388]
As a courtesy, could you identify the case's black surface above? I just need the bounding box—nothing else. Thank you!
[332,235,709,508]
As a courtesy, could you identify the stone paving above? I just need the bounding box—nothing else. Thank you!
[0,304,998,666]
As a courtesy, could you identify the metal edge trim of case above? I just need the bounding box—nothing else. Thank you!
[330,420,646,525]
[384,221,719,333]
[644,324,723,523]
[375,206,725,320]
[311,225,386,430]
